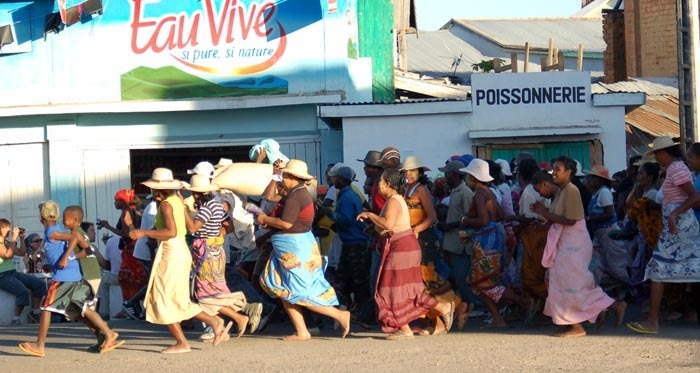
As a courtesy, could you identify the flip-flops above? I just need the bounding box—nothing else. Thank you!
[18,342,45,357]
[100,340,126,354]
[386,332,415,340]
[213,321,233,347]
[439,301,455,332]
[626,321,658,334]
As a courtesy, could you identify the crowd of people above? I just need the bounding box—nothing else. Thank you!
[2,136,699,356]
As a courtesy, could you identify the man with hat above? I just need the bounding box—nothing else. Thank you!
[437,160,474,304]
[323,166,370,312]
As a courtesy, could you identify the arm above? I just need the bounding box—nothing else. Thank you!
[129,201,177,241]
[263,180,282,203]
[461,191,489,228]
[183,205,205,234]
[256,212,293,230]
[13,231,27,257]
[587,205,615,224]
[668,181,700,234]
[532,202,577,226]
[357,197,400,233]
[411,186,437,235]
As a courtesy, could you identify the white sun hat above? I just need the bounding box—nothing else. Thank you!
[461,158,494,183]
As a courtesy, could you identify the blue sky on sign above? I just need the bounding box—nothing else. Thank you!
[415,0,582,30]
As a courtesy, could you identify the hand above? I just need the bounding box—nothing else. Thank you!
[357,212,371,222]
[129,229,145,241]
[531,201,547,217]
[97,220,111,230]
[57,257,68,269]
[412,229,419,239]
[256,212,267,226]
[255,147,267,163]
[11,227,20,241]
[668,214,677,235]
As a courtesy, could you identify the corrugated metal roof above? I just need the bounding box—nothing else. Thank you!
[591,77,679,95]
[405,30,489,83]
[450,18,605,53]
[625,95,679,154]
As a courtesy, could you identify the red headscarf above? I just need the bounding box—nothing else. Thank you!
[114,189,135,205]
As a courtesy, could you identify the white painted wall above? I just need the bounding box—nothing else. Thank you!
[343,112,470,184]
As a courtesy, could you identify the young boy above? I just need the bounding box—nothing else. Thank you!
[18,202,124,357]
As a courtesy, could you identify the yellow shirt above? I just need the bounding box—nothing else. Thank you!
[155,194,187,237]
[549,182,585,221]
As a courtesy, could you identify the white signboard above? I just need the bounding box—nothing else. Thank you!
[470,71,593,128]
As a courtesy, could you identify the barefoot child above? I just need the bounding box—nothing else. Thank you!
[18,202,124,357]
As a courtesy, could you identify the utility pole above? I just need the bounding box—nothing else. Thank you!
[677,0,700,150]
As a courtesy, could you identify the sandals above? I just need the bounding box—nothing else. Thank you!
[626,321,658,334]
[386,332,415,340]
[439,301,455,332]
[18,342,44,357]
[100,340,126,354]
[213,321,233,347]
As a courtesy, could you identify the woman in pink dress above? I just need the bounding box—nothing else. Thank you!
[532,157,626,337]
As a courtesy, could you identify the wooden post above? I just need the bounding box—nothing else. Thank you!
[511,53,518,72]
[547,38,554,66]
[524,42,530,72]
[553,48,559,65]
[540,56,548,71]
[577,43,584,71]
[557,50,565,71]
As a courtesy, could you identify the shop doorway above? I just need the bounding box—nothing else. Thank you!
[474,140,602,170]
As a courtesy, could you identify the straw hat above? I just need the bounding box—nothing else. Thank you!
[186,174,220,193]
[494,159,512,176]
[400,155,431,172]
[583,165,613,181]
[141,168,183,190]
[461,158,494,182]
[646,136,679,155]
[280,159,315,180]
[633,153,657,166]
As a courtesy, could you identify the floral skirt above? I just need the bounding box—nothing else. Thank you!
[645,204,700,283]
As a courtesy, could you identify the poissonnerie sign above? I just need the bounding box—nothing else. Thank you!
[474,86,586,106]
[471,72,590,109]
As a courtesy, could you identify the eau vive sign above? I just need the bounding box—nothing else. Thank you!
[129,0,287,75]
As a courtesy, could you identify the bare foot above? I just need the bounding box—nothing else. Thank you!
[555,325,586,337]
[235,315,249,338]
[595,310,608,330]
[162,344,191,354]
[611,301,627,327]
[18,341,44,357]
[101,331,119,350]
[431,317,447,335]
[339,310,351,338]
[282,333,311,341]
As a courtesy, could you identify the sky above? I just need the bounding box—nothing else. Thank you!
[415,0,584,30]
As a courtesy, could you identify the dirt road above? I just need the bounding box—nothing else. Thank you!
[1,316,698,372]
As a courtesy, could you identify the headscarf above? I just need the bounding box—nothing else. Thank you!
[249,139,289,165]
[115,189,135,205]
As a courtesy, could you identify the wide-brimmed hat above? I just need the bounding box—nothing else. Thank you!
[461,158,494,182]
[187,161,215,178]
[494,159,512,176]
[438,160,465,174]
[357,150,382,168]
[379,147,400,162]
[646,136,679,155]
[142,168,184,190]
[186,174,220,193]
[280,159,315,180]
[633,153,657,166]
[400,155,431,172]
[583,165,613,181]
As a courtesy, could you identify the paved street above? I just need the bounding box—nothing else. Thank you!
[1,312,698,372]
